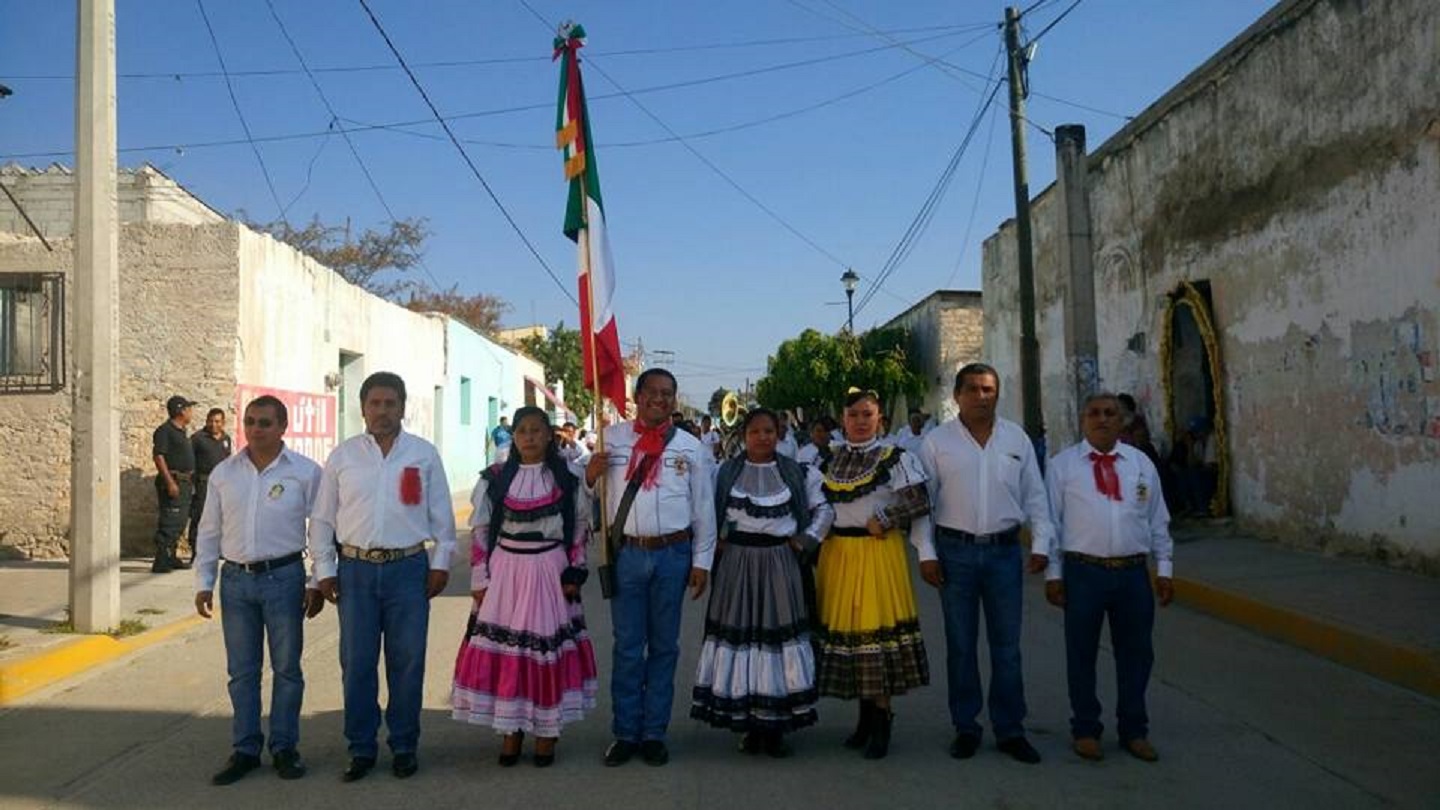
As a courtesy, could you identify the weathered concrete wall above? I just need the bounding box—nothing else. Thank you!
[0,164,222,241]
[982,0,1440,566]
[884,291,985,423]
[0,222,239,558]
[234,228,448,452]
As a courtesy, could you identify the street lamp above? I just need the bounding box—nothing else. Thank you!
[840,268,860,333]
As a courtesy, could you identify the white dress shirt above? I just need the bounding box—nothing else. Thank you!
[916,416,1055,560]
[588,421,718,571]
[194,445,322,592]
[893,428,927,455]
[1044,440,1174,580]
[308,428,457,580]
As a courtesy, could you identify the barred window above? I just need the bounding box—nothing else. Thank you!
[0,272,65,394]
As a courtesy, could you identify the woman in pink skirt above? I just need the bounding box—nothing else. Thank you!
[452,406,598,767]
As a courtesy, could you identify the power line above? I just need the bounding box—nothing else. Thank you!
[3,22,999,81]
[1019,0,1059,18]
[356,0,575,305]
[1027,0,1086,47]
[850,43,1007,320]
[262,0,448,293]
[943,98,1000,289]
[194,0,288,226]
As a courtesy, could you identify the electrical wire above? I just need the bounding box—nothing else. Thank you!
[1027,0,1086,47]
[194,0,288,226]
[942,98,999,290]
[263,0,448,292]
[356,0,576,305]
[3,22,998,81]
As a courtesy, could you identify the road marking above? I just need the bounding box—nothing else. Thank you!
[0,615,206,705]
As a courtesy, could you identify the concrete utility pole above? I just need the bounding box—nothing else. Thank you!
[1055,124,1098,439]
[1004,6,1044,445]
[70,0,121,632]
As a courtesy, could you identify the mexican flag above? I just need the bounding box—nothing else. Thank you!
[556,23,627,413]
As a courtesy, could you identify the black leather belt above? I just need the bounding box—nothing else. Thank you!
[936,525,1021,545]
[830,525,872,537]
[223,550,303,573]
[497,530,563,555]
[624,528,693,549]
[1064,551,1148,570]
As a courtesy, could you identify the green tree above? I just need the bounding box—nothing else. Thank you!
[755,327,924,417]
[515,323,594,420]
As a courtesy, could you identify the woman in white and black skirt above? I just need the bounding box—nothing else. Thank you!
[691,408,835,757]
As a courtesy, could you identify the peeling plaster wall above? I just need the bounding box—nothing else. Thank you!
[982,0,1440,566]
[882,291,984,423]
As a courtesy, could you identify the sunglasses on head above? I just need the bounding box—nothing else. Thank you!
[243,417,275,428]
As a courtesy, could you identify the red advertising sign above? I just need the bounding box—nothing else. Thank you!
[234,384,338,463]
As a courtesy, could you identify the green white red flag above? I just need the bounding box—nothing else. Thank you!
[555,23,626,413]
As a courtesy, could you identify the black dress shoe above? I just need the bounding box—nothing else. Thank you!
[763,732,792,759]
[392,752,418,778]
[603,740,637,767]
[341,756,375,783]
[737,731,763,755]
[997,736,1042,764]
[151,558,173,574]
[272,749,306,780]
[211,752,261,786]
[950,733,981,760]
[640,739,669,767]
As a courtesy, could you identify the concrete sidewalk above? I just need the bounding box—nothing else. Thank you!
[3,519,1438,705]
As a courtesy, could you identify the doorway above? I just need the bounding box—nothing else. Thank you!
[1161,281,1228,517]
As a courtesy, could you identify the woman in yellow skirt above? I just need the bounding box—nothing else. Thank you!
[815,388,932,759]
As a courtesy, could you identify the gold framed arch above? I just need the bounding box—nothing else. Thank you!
[1159,280,1229,517]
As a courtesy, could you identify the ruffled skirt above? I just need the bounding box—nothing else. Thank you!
[451,544,598,737]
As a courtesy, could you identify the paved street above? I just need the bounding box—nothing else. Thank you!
[2,551,1437,810]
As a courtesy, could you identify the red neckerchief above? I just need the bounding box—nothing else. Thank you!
[626,419,672,491]
[1088,450,1123,501]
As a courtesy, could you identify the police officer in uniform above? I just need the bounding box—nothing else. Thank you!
[189,407,233,564]
[152,395,197,573]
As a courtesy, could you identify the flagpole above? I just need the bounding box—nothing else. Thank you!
[578,173,609,557]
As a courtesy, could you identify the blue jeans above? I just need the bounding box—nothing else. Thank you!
[219,559,306,756]
[338,552,430,758]
[609,541,692,742]
[1063,561,1155,741]
[935,539,1027,740]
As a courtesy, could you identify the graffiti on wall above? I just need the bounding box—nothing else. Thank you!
[1350,312,1438,440]
[234,384,338,462]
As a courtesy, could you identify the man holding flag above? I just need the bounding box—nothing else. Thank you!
[557,25,716,767]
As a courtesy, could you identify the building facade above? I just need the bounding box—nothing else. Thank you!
[981,0,1440,567]
[879,289,984,424]
[0,164,543,558]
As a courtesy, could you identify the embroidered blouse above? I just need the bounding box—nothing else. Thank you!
[822,438,932,552]
[468,463,590,591]
[723,460,834,540]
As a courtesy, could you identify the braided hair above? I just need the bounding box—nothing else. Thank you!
[482,406,578,552]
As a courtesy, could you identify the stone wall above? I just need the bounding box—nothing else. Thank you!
[982,0,1440,566]
[0,164,222,241]
[0,222,239,558]
[883,291,984,423]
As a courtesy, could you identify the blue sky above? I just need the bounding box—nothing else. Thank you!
[0,0,1275,407]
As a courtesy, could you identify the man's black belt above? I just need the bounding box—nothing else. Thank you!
[223,550,304,573]
[936,525,1021,545]
[726,530,790,548]
[1064,551,1148,570]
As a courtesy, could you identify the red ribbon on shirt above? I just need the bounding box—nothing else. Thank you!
[1088,452,1123,501]
[400,466,423,505]
[625,419,672,491]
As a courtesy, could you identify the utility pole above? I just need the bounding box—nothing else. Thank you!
[70,0,121,632]
[1056,124,1098,441]
[1004,6,1044,447]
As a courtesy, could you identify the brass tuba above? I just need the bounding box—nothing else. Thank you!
[718,390,748,459]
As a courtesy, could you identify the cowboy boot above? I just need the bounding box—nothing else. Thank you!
[863,706,893,760]
[843,700,873,749]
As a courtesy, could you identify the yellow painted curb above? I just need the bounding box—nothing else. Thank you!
[0,615,206,706]
[1173,575,1440,699]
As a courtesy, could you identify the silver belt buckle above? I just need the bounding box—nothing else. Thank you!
[362,548,389,563]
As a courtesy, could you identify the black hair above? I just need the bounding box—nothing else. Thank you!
[634,367,678,395]
[844,389,880,408]
[1117,393,1138,412]
[741,407,779,433]
[206,407,226,420]
[814,415,838,431]
[483,406,578,551]
[245,395,288,427]
[953,362,999,393]
[360,371,407,407]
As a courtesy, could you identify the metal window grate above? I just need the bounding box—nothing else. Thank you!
[0,272,65,394]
